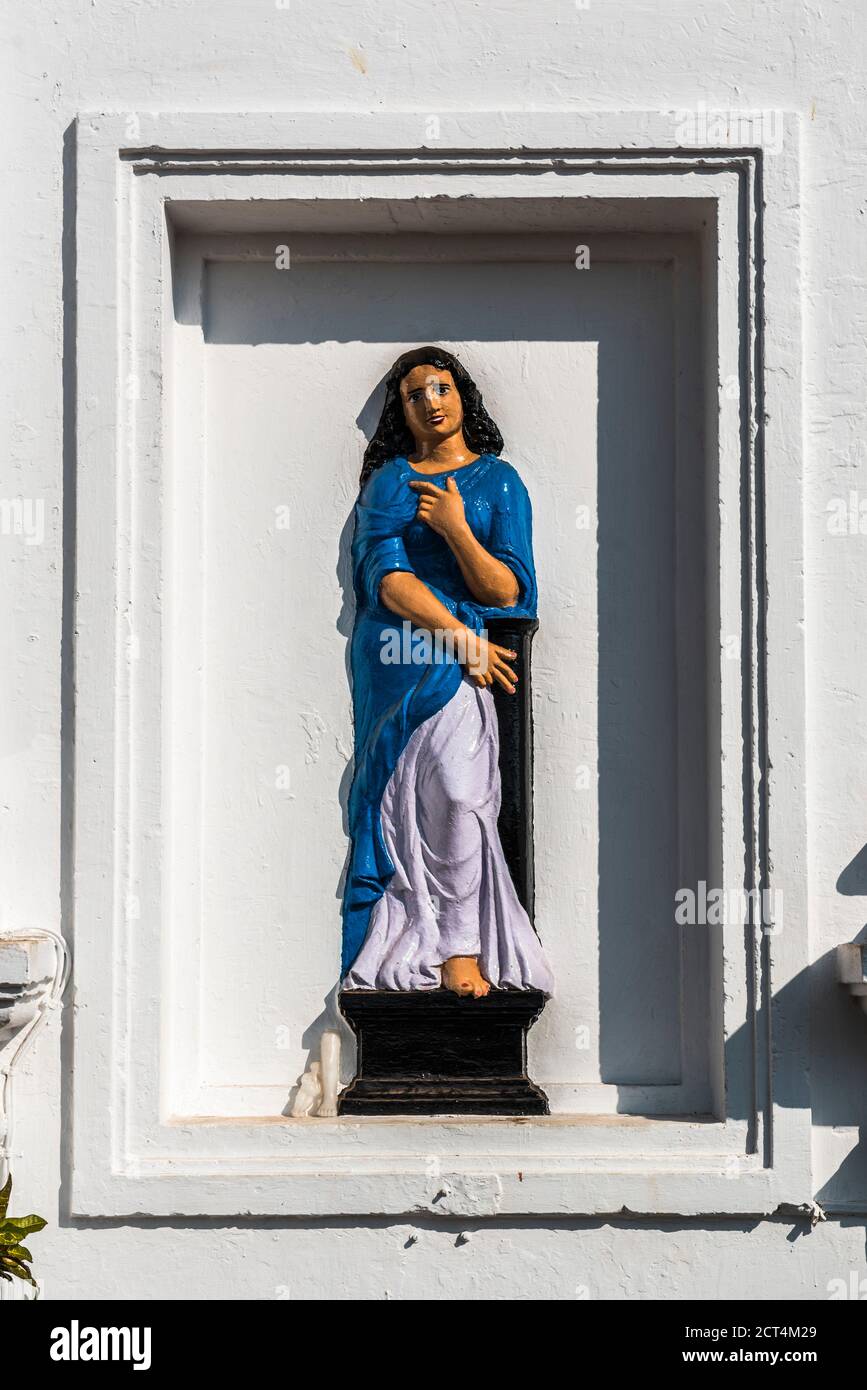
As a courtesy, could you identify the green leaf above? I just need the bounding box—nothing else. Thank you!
[4,1244,32,1263]
[3,1215,47,1235]
[0,1229,24,1245]
[0,1256,37,1288]
[0,1176,10,1221]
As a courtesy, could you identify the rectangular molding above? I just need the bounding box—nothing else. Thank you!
[70,110,810,1217]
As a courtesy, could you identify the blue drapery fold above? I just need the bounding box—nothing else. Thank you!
[341,453,538,975]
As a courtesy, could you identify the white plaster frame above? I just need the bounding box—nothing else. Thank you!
[71,110,810,1217]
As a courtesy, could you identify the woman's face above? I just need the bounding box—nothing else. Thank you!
[398,365,464,448]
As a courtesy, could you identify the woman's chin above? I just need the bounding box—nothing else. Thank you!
[422,423,459,444]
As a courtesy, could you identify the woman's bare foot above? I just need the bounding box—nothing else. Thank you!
[441,956,491,998]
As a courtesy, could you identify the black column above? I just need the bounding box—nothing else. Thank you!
[485,615,539,924]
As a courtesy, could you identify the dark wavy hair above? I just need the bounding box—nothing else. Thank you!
[360,346,503,489]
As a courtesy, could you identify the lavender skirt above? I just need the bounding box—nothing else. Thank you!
[343,675,554,993]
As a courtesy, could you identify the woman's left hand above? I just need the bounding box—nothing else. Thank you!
[409,476,467,542]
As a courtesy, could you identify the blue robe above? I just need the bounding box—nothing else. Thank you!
[341,452,538,976]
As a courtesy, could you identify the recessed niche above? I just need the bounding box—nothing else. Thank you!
[164,212,714,1118]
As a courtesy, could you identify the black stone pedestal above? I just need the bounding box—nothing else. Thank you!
[337,989,549,1116]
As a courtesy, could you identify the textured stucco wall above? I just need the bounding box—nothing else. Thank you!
[3,0,867,1298]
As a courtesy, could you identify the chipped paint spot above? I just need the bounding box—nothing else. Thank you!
[300,708,328,764]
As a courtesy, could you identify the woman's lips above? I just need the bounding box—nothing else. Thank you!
[427,414,445,424]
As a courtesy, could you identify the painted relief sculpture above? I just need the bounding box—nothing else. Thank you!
[340,346,554,1001]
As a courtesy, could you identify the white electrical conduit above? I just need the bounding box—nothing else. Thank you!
[0,928,70,1300]
[0,929,72,1185]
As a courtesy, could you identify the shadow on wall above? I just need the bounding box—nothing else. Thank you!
[288,376,389,1100]
[811,849,867,1209]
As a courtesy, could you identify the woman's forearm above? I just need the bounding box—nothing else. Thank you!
[446,523,519,607]
[378,571,519,694]
[378,571,470,638]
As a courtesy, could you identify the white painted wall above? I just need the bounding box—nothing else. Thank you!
[3,0,867,1299]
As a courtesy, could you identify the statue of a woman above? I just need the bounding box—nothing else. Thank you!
[341,347,554,999]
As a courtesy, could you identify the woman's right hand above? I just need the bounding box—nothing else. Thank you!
[463,631,518,694]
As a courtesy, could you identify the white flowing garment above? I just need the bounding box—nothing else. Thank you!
[343,675,554,993]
